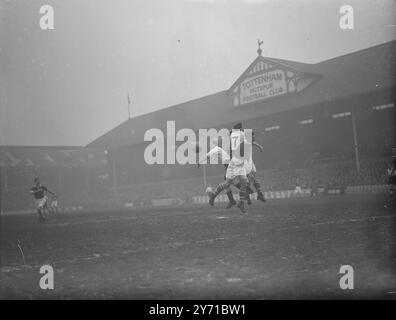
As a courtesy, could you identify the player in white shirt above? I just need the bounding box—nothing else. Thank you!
[208,123,250,213]
[222,132,266,208]
[198,138,255,209]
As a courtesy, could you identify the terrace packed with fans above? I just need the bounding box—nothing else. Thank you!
[1,154,391,212]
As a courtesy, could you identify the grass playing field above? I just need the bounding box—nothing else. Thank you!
[1,194,395,299]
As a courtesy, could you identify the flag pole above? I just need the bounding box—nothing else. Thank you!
[351,106,360,173]
[127,92,131,119]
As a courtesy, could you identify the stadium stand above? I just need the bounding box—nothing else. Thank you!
[0,151,392,212]
[1,42,395,212]
[113,158,390,208]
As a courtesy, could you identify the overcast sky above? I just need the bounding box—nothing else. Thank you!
[1,0,395,146]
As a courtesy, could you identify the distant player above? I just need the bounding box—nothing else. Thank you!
[294,178,303,196]
[49,195,60,214]
[208,123,249,213]
[30,177,57,221]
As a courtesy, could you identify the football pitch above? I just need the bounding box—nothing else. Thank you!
[1,195,395,299]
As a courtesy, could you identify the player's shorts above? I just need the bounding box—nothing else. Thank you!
[245,159,256,175]
[34,196,48,209]
[225,160,247,180]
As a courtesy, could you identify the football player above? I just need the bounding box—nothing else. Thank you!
[207,123,249,213]
[30,177,57,221]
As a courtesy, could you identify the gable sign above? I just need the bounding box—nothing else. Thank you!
[229,57,318,107]
[240,69,287,104]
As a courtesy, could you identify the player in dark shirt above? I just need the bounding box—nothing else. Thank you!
[30,177,56,221]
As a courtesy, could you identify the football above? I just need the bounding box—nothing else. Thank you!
[205,186,213,195]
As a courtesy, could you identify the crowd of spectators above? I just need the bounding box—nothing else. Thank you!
[115,159,390,206]
[1,159,391,212]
